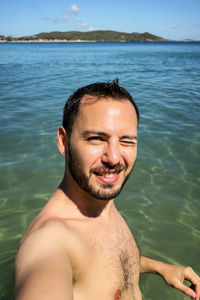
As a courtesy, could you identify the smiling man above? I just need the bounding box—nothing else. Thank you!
[15,79,200,300]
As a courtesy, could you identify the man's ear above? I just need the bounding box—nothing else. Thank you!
[57,126,68,156]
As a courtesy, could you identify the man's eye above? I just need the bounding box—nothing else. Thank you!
[87,136,103,142]
[121,140,136,146]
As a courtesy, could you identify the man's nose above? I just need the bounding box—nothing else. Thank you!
[101,141,121,166]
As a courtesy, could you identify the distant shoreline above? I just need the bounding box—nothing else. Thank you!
[0,39,199,43]
[0,30,168,43]
[1,30,199,43]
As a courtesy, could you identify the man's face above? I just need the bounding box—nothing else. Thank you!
[67,97,138,200]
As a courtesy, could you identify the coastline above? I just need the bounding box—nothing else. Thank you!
[1,31,199,43]
[0,39,199,43]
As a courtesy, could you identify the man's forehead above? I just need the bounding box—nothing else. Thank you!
[74,96,138,133]
[78,95,137,117]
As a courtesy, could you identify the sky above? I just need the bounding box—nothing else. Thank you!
[1,0,200,40]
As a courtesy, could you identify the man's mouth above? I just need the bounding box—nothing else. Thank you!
[92,166,124,183]
[95,172,120,183]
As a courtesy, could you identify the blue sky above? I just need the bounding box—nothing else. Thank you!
[1,0,200,40]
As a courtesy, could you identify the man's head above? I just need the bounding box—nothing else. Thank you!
[62,78,139,139]
[58,79,139,201]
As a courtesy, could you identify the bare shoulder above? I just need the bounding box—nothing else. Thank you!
[16,218,70,270]
[15,219,74,299]
[15,219,69,280]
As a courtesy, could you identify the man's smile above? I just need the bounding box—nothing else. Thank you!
[92,165,125,184]
[95,172,121,183]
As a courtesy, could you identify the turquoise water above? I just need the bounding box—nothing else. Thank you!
[0,42,200,299]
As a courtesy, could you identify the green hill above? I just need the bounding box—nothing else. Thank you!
[6,30,167,42]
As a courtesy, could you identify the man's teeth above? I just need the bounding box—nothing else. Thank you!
[101,172,117,178]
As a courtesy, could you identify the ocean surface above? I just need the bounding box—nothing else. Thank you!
[0,41,200,300]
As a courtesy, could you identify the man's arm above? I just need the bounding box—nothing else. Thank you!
[140,256,200,300]
[15,220,73,300]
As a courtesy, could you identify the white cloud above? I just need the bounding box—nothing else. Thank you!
[44,4,82,24]
[68,4,81,15]
[62,4,81,20]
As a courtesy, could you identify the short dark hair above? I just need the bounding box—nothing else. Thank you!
[62,78,139,137]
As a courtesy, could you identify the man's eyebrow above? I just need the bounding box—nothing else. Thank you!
[81,130,109,138]
[81,130,137,140]
[120,135,137,140]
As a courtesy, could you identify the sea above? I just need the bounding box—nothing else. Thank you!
[0,41,200,300]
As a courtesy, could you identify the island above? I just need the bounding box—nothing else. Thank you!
[0,30,167,42]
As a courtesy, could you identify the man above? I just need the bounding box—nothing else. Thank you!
[15,79,200,299]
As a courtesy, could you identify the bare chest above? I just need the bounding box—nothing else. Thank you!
[72,227,141,300]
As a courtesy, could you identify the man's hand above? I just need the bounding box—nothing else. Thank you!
[140,256,200,299]
[159,264,200,300]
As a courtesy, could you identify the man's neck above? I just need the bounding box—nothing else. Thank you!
[58,174,115,219]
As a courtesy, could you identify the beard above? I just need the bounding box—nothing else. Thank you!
[67,142,133,201]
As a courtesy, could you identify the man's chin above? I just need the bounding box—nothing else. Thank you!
[87,173,130,200]
[86,185,122,201]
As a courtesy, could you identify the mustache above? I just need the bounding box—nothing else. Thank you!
[91,163,125,174]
